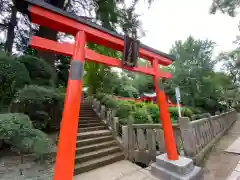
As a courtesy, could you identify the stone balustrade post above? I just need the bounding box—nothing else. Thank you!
[113,117,119,137]
[179,117,197,157]
[122,126,129,159]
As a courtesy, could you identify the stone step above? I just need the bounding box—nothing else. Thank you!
[79,112,96,115]
[79,116,99,120]
[78,122,104,128]
[79,109,95,112]
[78,126,107,133]
[80,109,96,111]
[78,119,101,123]
[74,152,124,175]
[76,140,117,154]
[77,130,112,140]
[79,114,99,118]
[76,135,113,147]
[80,104,92,108]
[79,116,100,120]
[80,106,94,109]
[75,146,122,163]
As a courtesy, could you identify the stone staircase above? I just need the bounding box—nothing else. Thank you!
[74,103,124,175]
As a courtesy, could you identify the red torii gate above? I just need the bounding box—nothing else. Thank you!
[17,0,179,179]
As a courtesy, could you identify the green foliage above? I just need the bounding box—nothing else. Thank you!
[132,74,154,94]
[131,108,153,124]
[191,113,211,120]
[210,0,239,17]
[102,95,118,109]
[97,93,194,124]
[116,100,136,119]
[168,107,193,122]
[182,107,194,117]
[18,55,56,87]
[135,102,146,109]
[166,36,237,113]
[188,107,202,114]
[0,51,31,107]
[10,85,64,131]
[0,113,52,154]
[168,107,179,122]
[145,104,160,123]
[96,92,105,101]
[117,85,139,98]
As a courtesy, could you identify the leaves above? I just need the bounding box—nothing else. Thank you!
[210,0,240,17]
[167,36,233,113]
[0,113,52,154]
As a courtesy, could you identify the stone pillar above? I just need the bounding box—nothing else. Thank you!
[122,126,129,160]
[179,117,197,157]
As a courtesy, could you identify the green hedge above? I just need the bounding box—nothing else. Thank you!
[95,93,194,125]
[131,108,153,124]
[18,55,56,87]
[0,113,52,154]
[10,85,64,132]
[101,95,118,109]
[145,104,160,123]
[0,51,31,108]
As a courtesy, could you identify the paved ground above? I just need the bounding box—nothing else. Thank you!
[226,159,240,180]
[74,160,158,180]
[202,115,240,180]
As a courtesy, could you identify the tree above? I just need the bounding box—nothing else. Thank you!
[5,2,17,54]
[210,0,240,16]
[0,0,17,54]
[167,36,233,113]
[216,48,240,86]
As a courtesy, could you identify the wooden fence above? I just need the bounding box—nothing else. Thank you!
[85,97,237,165]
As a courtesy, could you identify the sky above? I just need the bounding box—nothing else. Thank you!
[132,0,240,59]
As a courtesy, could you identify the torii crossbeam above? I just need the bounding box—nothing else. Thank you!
[17,0,179,179]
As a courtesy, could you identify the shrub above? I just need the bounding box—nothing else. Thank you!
[10,85,64,131]
[116,100,136,120]
[135,102,146,109]
[145,104,160,123]
[0,51,31,107]
[168,107,179,121]
[105,97,118,109]
[168,107,193,121]
[101,95,118,109]
[96,92,105,101]
[18,55,56,87]
[117,85,139,98]
[182,107,193,117]
[188,107,202,114]
[131,109,153,124]
[0,113,52,154]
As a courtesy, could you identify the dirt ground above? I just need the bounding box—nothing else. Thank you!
[202,115,240,180]
[0,133,57,180]
[0,153,55,180]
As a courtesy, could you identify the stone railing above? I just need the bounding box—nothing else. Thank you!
[179,110,237,164]
[84,97,237,165]
[122,124,182,165]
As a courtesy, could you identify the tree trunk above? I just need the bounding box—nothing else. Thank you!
[5,6,17,54]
